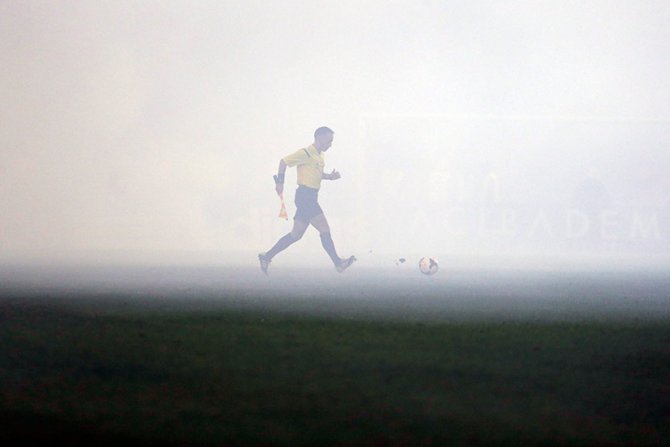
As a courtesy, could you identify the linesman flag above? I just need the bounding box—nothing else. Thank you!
[278,193,288,220]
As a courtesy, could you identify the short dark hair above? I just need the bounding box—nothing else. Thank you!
[314,126,334,139]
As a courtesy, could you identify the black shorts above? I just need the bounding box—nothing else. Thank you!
[294,185,323,222]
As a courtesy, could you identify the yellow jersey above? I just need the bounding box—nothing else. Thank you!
[282,144,325,189]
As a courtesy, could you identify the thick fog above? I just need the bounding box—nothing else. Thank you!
[2,1,669,269]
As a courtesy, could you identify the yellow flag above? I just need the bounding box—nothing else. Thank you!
[278,193,288,220]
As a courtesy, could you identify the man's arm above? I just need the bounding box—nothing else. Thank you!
[274,159,287,195]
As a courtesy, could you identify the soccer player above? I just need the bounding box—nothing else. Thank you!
[259,127,356,274]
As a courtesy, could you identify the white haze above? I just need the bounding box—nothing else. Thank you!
[1,0,669,269]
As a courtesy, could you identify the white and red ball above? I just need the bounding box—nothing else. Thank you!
[419,257,439,275]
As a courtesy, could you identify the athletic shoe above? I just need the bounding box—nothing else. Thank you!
[336,255,356,273]
[258,253,270,275]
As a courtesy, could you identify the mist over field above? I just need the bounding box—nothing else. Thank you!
[3,7,670,444]
[1,0,669,270]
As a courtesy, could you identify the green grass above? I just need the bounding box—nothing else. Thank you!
[1,296,669,446]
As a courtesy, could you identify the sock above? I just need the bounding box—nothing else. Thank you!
[265,233,296,260]
[320,232,340,265]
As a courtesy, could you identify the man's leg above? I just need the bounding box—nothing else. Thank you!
[310,213,356,272]
[259,218,308,274]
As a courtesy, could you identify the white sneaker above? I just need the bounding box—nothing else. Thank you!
[336,255,356,273]
[258,253,270,275]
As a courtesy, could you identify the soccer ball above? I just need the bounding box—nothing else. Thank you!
[419,257,439,275]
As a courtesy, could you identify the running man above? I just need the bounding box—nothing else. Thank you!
[259,127,356,274]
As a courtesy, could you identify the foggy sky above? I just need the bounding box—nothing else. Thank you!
[1,0,669,266]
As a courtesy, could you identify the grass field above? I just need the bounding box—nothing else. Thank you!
[1,264,669,446]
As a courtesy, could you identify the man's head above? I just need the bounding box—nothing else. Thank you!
[314,126,334,152]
